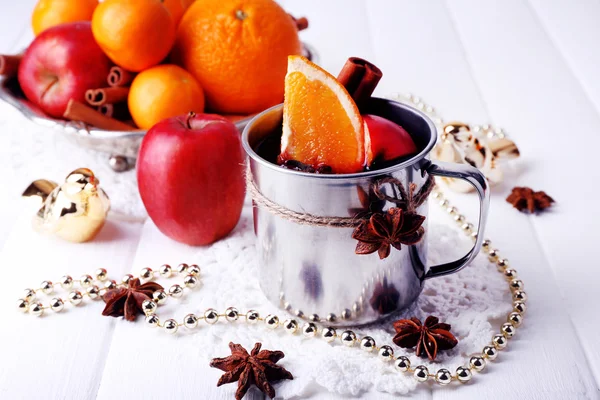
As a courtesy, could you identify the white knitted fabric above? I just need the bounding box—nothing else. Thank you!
[140,205,511,397]
[0,104,147,220]
[2,103,511,396]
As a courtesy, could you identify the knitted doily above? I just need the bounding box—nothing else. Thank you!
[129,204,511,397]
[0,104,146,220]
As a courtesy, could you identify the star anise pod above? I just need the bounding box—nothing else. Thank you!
[352,207,426,259]
[506,186,554,213]
[392,316,458,361]
[101,278,163,321]
[210,342,293,400]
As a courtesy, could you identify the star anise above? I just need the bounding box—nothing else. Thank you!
[352,207,426,259]
[392,316,458,361]
[101,278,163,321]
[506,186,554,213]
[210,342,293,400]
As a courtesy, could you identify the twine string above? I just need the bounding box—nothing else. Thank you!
[245,167,435,227]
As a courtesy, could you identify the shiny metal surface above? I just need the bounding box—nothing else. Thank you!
[243,98,489,326]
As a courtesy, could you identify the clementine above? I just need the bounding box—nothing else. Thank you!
[32,0,98,36]
[173,0,302,115]
[280,56,365,174]
[163,0,196,25]
[128,64,205,130]
[92,0,176,72]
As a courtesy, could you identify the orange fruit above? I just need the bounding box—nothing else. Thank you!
[92,0,176,72]
[280,56,365,174]
[128,64,205,129]
[163,0,195,25]
[32,0,98,36]
[173,0,302,115]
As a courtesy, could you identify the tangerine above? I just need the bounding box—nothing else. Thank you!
[128,64,205,129]
[92,0,176,72]
[32,0,98,36]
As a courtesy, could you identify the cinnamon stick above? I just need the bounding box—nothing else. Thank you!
[0,54,22,77]
[289,14,309,31]
[85,86,130,106]
[337,57,382,109]
[64,99,136,131]
[98,103,131,120]
[97,104,114,117]
[107,66,135,87]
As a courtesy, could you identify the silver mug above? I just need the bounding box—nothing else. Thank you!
[242,98,489,326]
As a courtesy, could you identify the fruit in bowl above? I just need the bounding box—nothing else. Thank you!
[162,0,196,25]
[128,64,205,130]
[18,22,112,118]
[137,112,246,246]
[173,0,303,115]
[92,0,176,72]
[31,0,98,36]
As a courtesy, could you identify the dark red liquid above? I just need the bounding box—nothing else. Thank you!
[254,129,419,173]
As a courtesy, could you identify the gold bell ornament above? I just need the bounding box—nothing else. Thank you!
[22,168,110,243]
[433,122,520,192]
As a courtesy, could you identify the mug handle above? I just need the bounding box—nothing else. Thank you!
[423,160,490,279]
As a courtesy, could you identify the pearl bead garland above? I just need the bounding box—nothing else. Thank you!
[17,187,526,386]
[17,264,200,318]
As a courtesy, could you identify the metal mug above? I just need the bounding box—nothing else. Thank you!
[242,97,489,326]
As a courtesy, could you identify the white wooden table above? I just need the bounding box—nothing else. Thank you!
[1,1,599,399]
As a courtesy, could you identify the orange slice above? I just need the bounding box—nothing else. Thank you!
[280,55,365,174]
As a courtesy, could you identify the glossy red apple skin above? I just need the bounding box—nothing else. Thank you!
[18,22,112,118]
[364,114,418,166]
[137,113,246,246]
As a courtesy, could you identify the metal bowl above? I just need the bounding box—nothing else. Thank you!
[0,42,318,172]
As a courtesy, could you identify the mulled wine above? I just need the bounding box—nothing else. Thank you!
[254,123,421,173]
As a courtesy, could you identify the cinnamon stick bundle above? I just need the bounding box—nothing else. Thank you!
[0,54,22,77]
[85,86,130,106]
[64,99,136,131]
[107,66,135,87]
[337,57,382,109]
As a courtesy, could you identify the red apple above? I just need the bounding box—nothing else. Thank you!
[364,114,418,166]
[18,22,112,118]
[137,113,246,246]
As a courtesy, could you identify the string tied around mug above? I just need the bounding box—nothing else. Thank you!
[245,166,436,227]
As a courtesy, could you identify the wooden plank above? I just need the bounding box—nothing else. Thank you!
[368,0,600,398]
[0,208,143,400]
[529,0,600,115]
[277,0,376,74]
[445,0,600,392]
[95,213,266,400]
[364,0,489,120]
